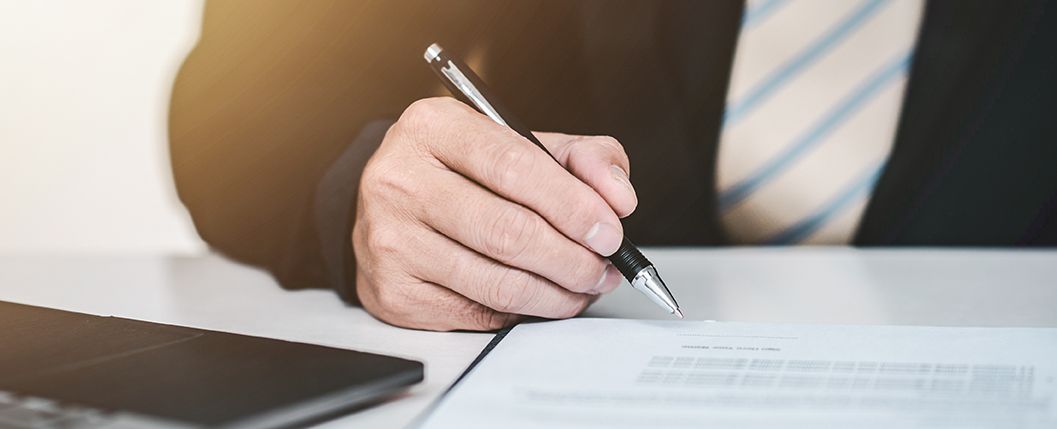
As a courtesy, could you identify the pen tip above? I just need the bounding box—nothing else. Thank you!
[673,309,684,319]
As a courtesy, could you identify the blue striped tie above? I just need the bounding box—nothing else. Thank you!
[717,0,923,244]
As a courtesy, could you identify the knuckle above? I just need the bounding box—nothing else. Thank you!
[371,274,413,307]
[445,248,480,291]
[366,283,416,326]
[393,98,462,154]
[559,198,599,234]
[470,307,509,331]
[382,170,417,200]
[359,160,393,197]
[364,225,402,258]
[416,291,479,331]
[487,145,534,195]
[596,135,625,154]
[363,160,421,205]
[358,159,384,196]
[372,285,403,312]
[399,97,449,130]
[351,221,373,268]
[481,205,538,262]
[570,258,606,293]
[485,269,537,314]
[596,135,629,164]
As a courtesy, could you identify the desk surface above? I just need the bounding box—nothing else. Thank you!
[2,248,1055,428]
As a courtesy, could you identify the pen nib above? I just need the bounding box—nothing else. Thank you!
[629,265,682,319]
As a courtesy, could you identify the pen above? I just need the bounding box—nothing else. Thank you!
[424,43,683,318]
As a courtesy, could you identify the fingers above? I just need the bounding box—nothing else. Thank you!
[399,98,625,257]
[412,167,621,294]
[353,198,603,330]
[356,273,524,331]
[407,229,600,319]
[536,132,638,218]
[353,216,526,331]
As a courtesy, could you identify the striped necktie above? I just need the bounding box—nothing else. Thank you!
[716,0,924,244]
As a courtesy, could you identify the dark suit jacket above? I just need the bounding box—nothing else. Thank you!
[169,0,1057,301]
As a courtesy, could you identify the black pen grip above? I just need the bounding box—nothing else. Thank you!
[609,238,652,280]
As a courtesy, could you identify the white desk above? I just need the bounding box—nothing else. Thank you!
[2,248,1055,428]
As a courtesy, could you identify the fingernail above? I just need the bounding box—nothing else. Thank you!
[610,164,632,188]
[584,222,622,256]
[610,164,638,204]
[592,263,622,294]
[590,265,609,295]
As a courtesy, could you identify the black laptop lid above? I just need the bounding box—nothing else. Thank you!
[0,301,423,427]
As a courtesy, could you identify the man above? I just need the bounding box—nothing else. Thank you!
[169,0,1057,331]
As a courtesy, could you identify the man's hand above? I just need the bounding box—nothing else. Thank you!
[353,97,638,331]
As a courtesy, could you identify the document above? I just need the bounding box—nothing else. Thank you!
[421,319,1057,429]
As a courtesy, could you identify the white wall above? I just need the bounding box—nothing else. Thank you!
[0,0,206,253]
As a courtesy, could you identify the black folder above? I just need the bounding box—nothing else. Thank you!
[0,301,423,428]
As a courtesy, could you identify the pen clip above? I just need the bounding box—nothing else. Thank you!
[438,61,509,127]
[424,42,555,161]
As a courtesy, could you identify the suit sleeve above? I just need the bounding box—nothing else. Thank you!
[168,1,440,299]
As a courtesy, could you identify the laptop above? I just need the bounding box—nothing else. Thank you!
[0,301,423,428]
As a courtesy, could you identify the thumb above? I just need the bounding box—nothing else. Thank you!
[534,132,638,218]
